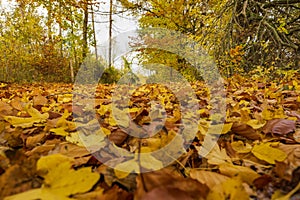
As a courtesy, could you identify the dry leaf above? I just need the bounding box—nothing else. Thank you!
[219,163,260,184]
[207,176,249,200]
[200,145,232,165]
[190,169,229,189]
[231,122,261,140]
[4,104,49,128]
[4,154,100,200]
[262,119,296,135]
[135,168,209,200]
[251,143,287,164]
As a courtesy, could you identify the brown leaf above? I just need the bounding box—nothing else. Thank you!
[55,142,91,166]
[108,129,128,146]
[262,119,296,135]
[231,122,261,140]
[274,161,289,179]
[253,174,272,189]
[0,102,13,119]
[141,187,193,200]
[33,94,48,106]
[57,142,90,158]
[0,152,41,199]
[190,169,229,189]
[286,111,300,123]
[101,185,133,200]
[47,111,62,119]
[25,133,46,148]
[277,144,300,180]
[25,144,56,156]
[10,97,24,111]
[135,168,209,200]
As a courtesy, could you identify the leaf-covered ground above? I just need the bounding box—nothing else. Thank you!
[0,75,300,200]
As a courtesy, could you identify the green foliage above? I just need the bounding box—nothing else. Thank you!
[100,67,122,84]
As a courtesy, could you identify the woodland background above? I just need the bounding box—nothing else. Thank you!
[0,0,299,83]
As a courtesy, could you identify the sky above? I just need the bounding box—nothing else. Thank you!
[96,1,138,58]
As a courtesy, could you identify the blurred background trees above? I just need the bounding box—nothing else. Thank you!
[119,0,300,78]
[0,0,299,82]
[0,0,99,82]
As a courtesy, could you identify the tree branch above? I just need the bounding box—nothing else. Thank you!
[262,20,298,49]
[264,0,300,8]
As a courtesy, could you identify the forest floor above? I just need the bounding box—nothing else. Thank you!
[0,74,300,200]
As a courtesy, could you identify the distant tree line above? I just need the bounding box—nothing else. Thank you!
[119,0,300,78]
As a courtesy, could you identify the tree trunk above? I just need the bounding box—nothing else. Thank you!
[82,0,89,59]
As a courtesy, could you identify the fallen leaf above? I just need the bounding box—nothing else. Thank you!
[231,141,252,153]
[207,176,249,200]
[207,123,233,134]
[231,122,261,140]
[10,97,23,111]
[0,101,13,118]
[262,119,296,135]
[219,163,260,184]
[251,143,287,164]
[253,174,272,189]
[141,186,193,200]
[277,144,300,180]
[114,158,139,179]
[199,145,232,165]
[190,169,229,189]
[246,119,266,129]
[4,104,49,128]
[57,142,90,157]
[135,168,209,200]
[108,129,128,146]
[25,133,46,148]
[50,126,69,136]
[4,154,100,200]
[33,94,48,106]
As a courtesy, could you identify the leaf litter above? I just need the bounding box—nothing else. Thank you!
[0,77,299,199]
